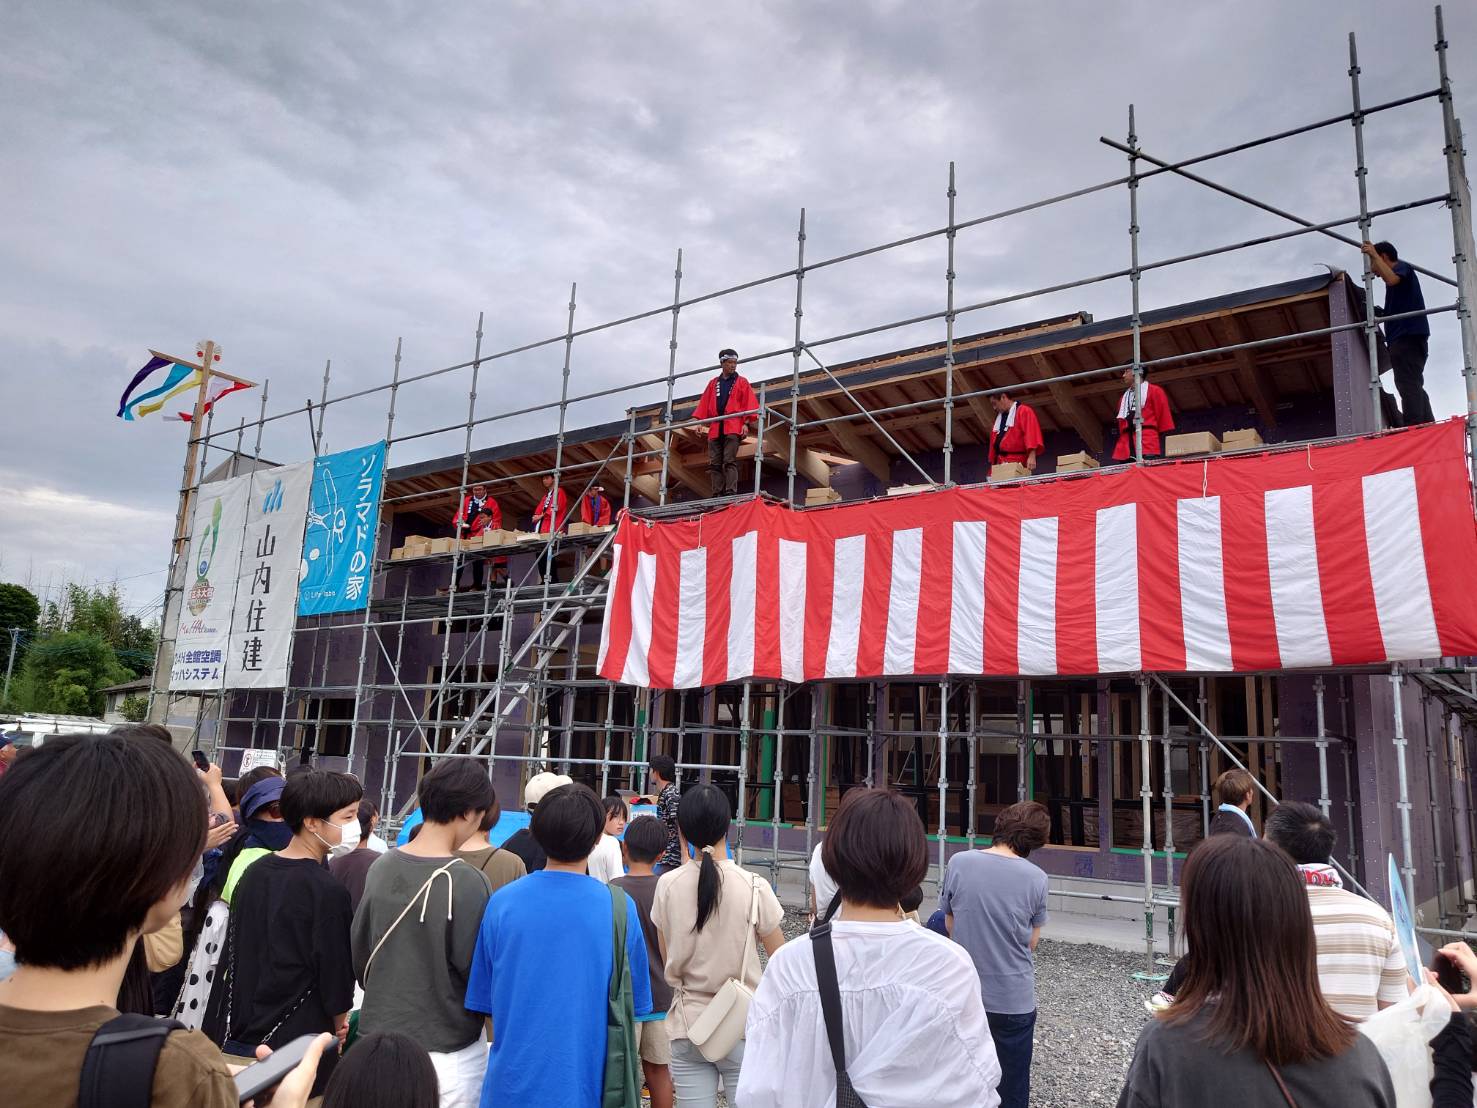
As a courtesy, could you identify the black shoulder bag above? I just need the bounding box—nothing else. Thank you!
[810,921,869,1108]
[79,1013,184,1108]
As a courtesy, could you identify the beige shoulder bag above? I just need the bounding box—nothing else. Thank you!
[685,873,761,1062]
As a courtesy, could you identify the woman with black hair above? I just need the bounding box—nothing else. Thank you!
[203,769,362,1097]
[1117,835,1395,1108]
[651,783,785,1107]
[738,788,1000,1107]
[322,1031,440,1108]
[587,794,629,884]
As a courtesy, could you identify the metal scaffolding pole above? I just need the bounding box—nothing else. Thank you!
[1198,678,1211,836]
[1391,668,1417,911]
[1348,32,1385,431]
[657,250,683,505]
[1316,675,1331,817]
[788,208,806,504]
[346,338,402,773]
[805,687,821,868]
[942,162,958,485]
[752,382,767,494]
[967,682,979,851]
[737,681,752,864]
[771,684,788,885]
[1128,105,1145,464]
[1435,5,1477,486]
[1137,675,1158,978]
[1421,690,1449,926]
[938,679,951,885]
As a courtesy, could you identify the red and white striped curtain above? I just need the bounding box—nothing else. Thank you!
[597,419,1477,689]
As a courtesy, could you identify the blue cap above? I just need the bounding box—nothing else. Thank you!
[240,776,285,819]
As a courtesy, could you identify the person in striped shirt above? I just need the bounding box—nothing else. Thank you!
[1264,802,1409,1020]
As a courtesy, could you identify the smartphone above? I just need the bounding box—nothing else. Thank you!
[1431,950,1469,995]
[233,1033,320,1103]
[192,750,210,772]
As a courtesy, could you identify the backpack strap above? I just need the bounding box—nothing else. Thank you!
[79,1014,184,1108]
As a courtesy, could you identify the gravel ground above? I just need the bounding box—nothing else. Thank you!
[661,907,1151,1107]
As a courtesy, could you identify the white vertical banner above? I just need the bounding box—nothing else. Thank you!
[226,462,313,689]
[170,475,251,690]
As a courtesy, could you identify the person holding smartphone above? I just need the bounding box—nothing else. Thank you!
[0,732,327,1107]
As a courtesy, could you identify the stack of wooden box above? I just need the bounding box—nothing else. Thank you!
[804,486,842,506]
[1056,452,1100,474]
[989,462,1031,481]
[1165,432,1222,457]
[1221,427,1265,452]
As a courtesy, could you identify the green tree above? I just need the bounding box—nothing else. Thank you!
[120,693,149,723]
[0,582,40,674]
[38,583,156,677]
[20,632,129,717]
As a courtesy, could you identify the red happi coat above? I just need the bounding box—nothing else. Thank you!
[691,374,759,439]
[533,486,569,534]
[581,491,613,526]
[988,402,1045,466]
[1113,382,1175,460]
[454,494,501,537]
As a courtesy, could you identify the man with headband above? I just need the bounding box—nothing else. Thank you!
[690,348,758,497]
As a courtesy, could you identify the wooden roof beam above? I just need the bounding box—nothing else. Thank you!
[806,397,893,483]
[1211,314,1278,428]
[762,426,834,488]
[1025,353,1103,453]
[638,435,709,497]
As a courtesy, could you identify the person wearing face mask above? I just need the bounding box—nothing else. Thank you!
[203,769,362,1098]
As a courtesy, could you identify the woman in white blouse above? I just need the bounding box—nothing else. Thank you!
[737,788,1001,1108]
[586,794,627,883]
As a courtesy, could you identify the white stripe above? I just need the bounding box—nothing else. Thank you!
[778,539,807,682]
[948,521,988,673]
[727,531,757,681]
[1094,503,1140,672]
[1265,485,1332,667]
[595,543,622,672]
[1177,497,1232,670]
[621,550,659,686]
[1018,517,1059,675]
[672,547,707,689]
[1362,468,1440,660]
[883,528,924,675]
[825,535,867,678]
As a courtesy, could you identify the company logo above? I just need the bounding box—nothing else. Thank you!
[262,479,284,514]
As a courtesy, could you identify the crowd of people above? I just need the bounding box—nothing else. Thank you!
[2,729,1476,1107]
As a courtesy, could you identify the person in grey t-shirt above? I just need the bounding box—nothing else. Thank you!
[941,802,1051,1108]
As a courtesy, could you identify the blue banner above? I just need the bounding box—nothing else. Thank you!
[297,441,386,616]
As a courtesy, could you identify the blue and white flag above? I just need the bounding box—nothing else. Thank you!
[298,441,386,616]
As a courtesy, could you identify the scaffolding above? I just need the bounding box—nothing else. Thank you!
[149,8,1477,979]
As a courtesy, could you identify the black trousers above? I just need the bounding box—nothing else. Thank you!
[1389,335,1435,426]
[708,433,741,497]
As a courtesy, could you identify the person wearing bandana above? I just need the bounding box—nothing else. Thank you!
[1112,366,1175,462]
[453,481,504,590]
[580,485,612,527]
[987,390,1044,474]
[691,348,758,497]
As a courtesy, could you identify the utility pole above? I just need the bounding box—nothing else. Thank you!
[3,627,20,705]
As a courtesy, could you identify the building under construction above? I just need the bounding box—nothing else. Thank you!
[155,9,1477,967]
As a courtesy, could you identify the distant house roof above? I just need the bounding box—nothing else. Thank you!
[101,677,152,695]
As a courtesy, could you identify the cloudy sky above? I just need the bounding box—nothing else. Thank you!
[2,0,1473,620]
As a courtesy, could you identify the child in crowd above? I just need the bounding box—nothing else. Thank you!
[587,794,629,884]
[614,816,675,1108]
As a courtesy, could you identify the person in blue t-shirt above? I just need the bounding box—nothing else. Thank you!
[465,782,651,1108]
[1363,239,1434,426]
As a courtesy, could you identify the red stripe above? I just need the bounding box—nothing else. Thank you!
[752,532,782,680]
[803,536,837,681]
[1054,510,1097,674]
[700,539,733,687]
[1412,431,1477,655]
[1312,479,1384,665]
[983,518,1021,674]
[854,531,894,676]
[598,538,636,680]
[1137,498,1185,670]
[643,545,683,688]
[1219,493,1280,670]
[913,524,955,674]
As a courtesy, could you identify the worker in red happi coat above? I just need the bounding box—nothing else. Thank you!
[987,389,1044,474]
[1112,366,1175,461]
[580,485,613,527]
[453,480,504,590]
[533,472,568,534]
[691,347,759,497]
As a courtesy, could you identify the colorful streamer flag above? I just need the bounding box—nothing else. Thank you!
[166,375,252,422]
[117,353,252,421]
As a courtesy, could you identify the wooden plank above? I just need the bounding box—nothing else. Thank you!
[1026,352,1104,453]
[805,396,893,482]
[638,435,708,496]
[1211,313,1279,428]
[762,426,833,488]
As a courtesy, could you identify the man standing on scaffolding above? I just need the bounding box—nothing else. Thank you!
[454,480,504,591]
[691,348,758,497]
[1362,240,1435,426]
[987,388,1044,474]
[1112,366,1175,462]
